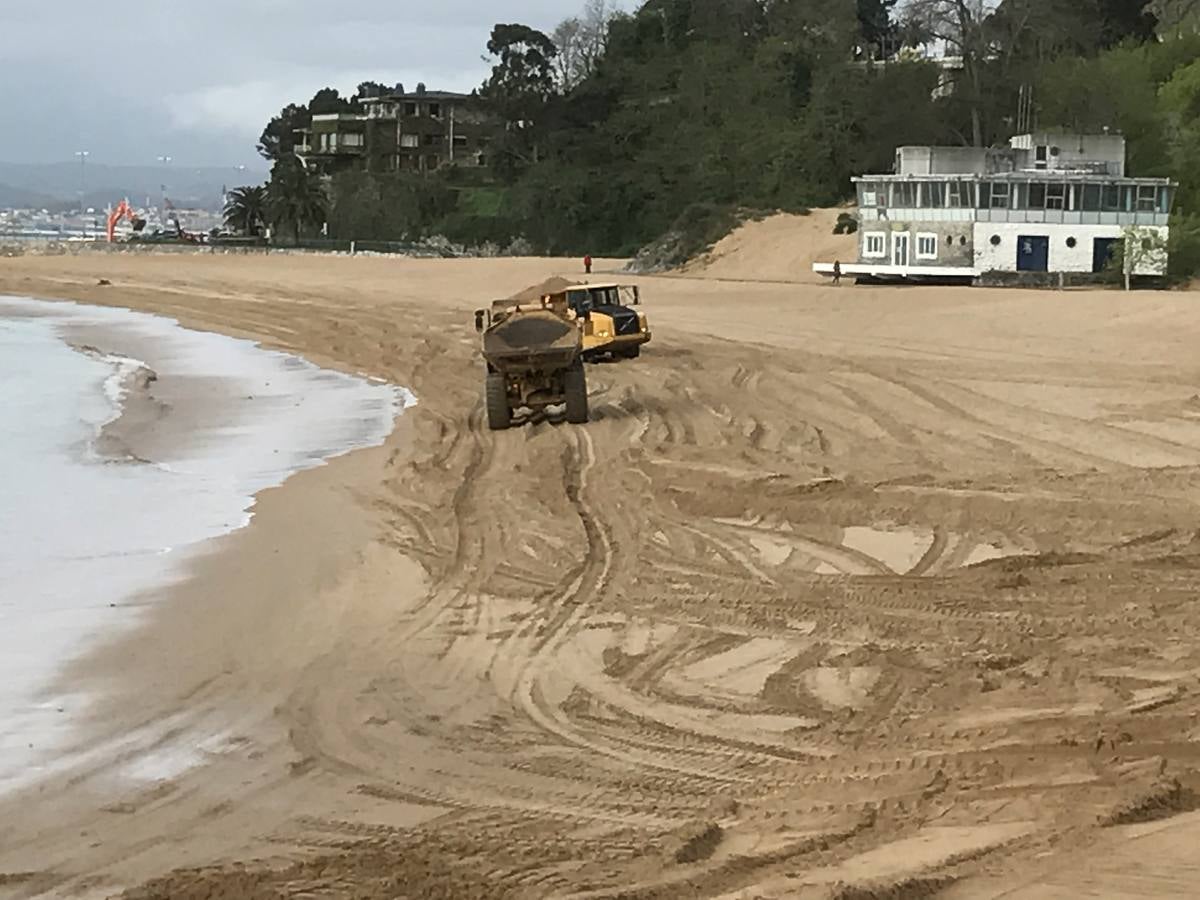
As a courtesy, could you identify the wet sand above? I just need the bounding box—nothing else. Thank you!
[2,251,1200,898]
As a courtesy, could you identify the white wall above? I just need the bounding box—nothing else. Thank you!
[972,223,1169,275]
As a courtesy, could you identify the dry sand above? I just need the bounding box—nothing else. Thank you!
[679,209,857,283]
[2,249,1200,899]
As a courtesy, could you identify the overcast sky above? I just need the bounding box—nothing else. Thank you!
[0,1,636,170]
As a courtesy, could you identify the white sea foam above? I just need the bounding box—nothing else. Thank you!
[0,296,414,793]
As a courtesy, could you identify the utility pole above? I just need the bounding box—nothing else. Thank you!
[157,155,172,225]
[75,150,89,221]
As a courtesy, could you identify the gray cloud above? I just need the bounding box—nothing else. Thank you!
[0,1,634,169]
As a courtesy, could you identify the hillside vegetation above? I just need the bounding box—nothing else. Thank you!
[254,1,1200,276]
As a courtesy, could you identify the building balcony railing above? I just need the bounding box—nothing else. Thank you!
[976,208,1169,227]
[303,145,366,156]
[861,207,1170,228]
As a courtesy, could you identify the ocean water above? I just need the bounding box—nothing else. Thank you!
[0,296,414,792]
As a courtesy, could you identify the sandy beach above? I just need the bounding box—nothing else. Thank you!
[3,245,1200,898]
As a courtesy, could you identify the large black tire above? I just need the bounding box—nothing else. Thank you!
[622,345,642,359]
[564,362,589,425]
[485,372,511,430]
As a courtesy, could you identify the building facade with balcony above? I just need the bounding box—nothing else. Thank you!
[296,90,491,176]
[816,132,1176,282]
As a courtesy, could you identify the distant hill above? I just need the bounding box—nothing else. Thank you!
[0,161,269,211]
[0,182,56,209]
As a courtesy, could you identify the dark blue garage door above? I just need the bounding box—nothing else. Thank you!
[1093,238,1119,273]
[1017,235,1049,272]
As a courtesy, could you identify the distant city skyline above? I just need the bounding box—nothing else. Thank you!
[0,1,635,170]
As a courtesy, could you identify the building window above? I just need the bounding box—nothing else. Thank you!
[429,102,442,119]
[342,133,364,148]
[454,134,468,146]
[916,234,938,259]
[1102,184,1122,211]
[925,182,946,208]
[1081,184,1102,211]
[425,155,440,170]
[990,234,1002,246]
[960,235,967,246]
[891,182,917,208]
[947,182,969,208]
[987,183,1010,209]
[863,232,886,258]
[403,102,418,116]
[1045,183,1066,210]
[1066,236,1077,248]
[400,133,419,148]
[1137,185,1158,212]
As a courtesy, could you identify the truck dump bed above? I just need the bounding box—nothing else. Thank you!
[483,306,581,375]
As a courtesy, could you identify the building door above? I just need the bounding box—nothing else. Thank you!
[1093,238,1120,274]
[892,232,910,267]
[1016,235,1049,272]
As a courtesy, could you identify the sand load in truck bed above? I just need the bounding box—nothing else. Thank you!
[482,307,581,375]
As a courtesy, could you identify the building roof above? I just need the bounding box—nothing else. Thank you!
[365,90,473,103]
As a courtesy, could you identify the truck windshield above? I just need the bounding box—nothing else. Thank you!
[590,287,621,306]
[567,287,624,315]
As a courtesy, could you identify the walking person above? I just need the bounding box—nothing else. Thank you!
[832,260,842,286]
[584,254,593,276]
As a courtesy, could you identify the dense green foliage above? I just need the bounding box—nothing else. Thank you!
[255,0,1200,277]
[1035,32,1200,278]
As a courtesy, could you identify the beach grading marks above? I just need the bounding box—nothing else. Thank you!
[2,255,1200,899]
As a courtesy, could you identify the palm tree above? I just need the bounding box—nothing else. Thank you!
[223,185,267,236]
[266,157,327,244]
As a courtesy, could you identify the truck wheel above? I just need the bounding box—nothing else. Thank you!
[623,345,641,359]
[564,362,589,424]
[485,373,511,430]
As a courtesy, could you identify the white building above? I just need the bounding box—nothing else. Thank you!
[816,132,1177,283]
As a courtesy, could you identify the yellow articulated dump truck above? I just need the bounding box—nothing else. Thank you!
[555,282,651,361]
[474,285,588,431]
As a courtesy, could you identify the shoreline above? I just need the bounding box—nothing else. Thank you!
[69,342,167,465]
[0,420,428,892]
[0,296,422,890]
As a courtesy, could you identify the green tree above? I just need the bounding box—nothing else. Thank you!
[1113,225,1170,288]
[480,23,560,172]
[355,81,391,99]
[903,0,993,145]
[308,87,357,115]
[326,171,457,241]
[223,185,267,236]
[1159,55,1200,214]
[857,0,900,59]
[266,158,327,244]
[258,103,310,161]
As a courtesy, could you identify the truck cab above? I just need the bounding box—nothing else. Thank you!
[561,283,651,360]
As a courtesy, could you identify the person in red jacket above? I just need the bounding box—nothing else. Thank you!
[584,254,593,275]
